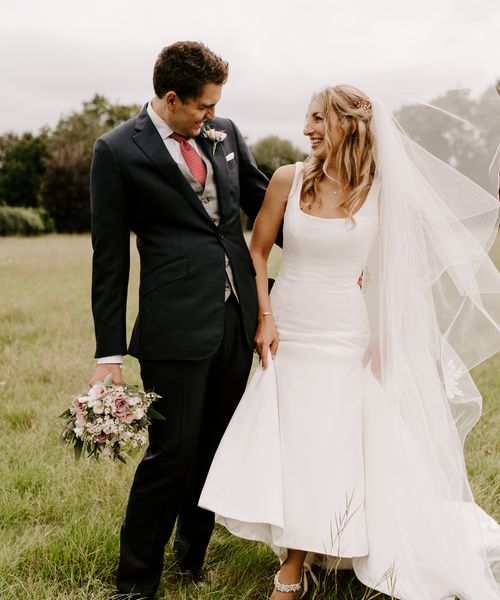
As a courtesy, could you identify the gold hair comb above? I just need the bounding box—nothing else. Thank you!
[354,99,371,110]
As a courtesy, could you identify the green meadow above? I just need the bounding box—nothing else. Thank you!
[0,234,498,599]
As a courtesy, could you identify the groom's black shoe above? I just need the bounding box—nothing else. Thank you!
[111,591,155,600]
[178,567,210,588]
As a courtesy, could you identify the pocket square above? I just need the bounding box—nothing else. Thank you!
[225,152,235,162]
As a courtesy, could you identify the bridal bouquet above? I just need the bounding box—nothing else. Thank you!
[60,374,163,462]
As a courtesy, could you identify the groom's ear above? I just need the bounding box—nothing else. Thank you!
[164,91,178,112]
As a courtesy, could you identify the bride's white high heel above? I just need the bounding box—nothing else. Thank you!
[270,565,318,599]
[270,569,303,599]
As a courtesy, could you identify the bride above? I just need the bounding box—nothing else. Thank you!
[199,84,500,599]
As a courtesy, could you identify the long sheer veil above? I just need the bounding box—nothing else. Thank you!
[350,69,500,597]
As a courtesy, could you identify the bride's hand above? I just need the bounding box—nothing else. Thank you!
[254,314,279,370]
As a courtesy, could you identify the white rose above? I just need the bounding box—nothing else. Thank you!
[88,383,106,399]
[90,398,105,414]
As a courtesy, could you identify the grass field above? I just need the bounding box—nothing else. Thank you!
[0,234,498,600]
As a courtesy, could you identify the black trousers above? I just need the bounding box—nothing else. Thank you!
[116,295,253,596]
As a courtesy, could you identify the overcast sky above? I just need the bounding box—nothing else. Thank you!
[1,0,499,150]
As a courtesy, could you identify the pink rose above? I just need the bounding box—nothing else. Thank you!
[122,410,137,424]
[112,396,129,420]
[72,396,87,415]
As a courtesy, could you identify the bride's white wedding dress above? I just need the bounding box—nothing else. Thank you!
[199,162,500,600]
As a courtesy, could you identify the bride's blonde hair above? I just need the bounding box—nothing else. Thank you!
[302,85,376,221]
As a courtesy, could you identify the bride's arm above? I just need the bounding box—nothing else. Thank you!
[250,164,295,368]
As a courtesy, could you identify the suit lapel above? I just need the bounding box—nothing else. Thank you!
[132,107,216,227]
[197,126,231,223]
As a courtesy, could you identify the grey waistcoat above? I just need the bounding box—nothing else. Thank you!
[178,154,238,302]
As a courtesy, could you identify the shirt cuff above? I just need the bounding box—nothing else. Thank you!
[97,355,123,364]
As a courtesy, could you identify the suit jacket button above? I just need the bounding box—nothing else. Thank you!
[219,233,224,240]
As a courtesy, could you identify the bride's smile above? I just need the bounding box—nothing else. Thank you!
[303,96,343,159]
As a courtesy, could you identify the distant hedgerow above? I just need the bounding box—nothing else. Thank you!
[0,205,55,236]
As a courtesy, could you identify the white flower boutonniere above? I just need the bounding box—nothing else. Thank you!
[203,125,227,155]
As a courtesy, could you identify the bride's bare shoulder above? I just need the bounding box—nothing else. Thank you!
[272,163,297,183]
[268,164,298,198]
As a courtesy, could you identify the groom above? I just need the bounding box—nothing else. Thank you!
[89,41,268,598]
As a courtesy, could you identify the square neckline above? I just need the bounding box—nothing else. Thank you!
[292,162,376,222]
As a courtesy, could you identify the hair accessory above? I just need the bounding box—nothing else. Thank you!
[354,99,372,110]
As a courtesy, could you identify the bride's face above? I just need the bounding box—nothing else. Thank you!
[303,97,342,159]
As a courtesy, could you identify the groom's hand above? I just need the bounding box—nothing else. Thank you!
[90,364,123,386]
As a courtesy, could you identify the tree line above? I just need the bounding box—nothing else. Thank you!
[0,95,305,235]
[0,86,498,235]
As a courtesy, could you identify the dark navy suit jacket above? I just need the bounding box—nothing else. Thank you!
[90,105,268,361]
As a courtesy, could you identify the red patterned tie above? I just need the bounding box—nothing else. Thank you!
[170,132,207,187]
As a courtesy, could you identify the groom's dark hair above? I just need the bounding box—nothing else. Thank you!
[153,41,229,101]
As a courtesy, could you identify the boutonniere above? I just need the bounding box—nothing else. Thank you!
[203,125,227,155]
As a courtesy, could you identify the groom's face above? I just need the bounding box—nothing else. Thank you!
[166,83,223,137]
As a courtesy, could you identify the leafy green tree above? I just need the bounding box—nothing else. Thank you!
[42,94,140,232]
[0,132,48,208]
[250,136,306,180]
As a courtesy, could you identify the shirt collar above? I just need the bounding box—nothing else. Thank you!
[147,101,174,140]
